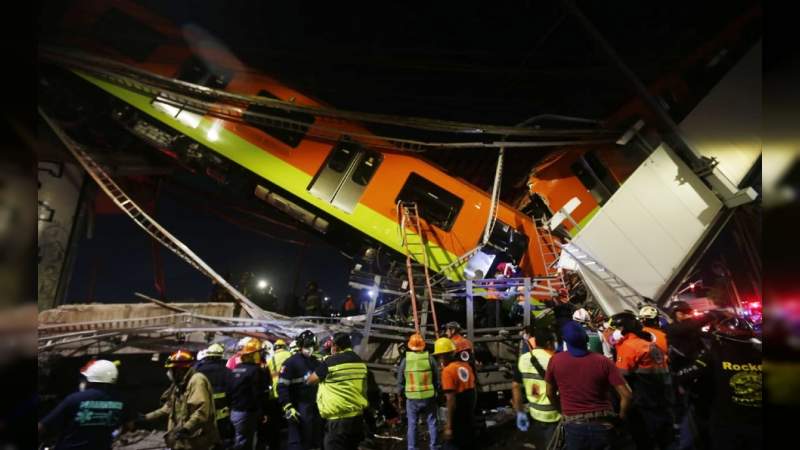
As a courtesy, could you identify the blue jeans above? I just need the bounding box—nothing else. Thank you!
[231,409,259,450]
[406,398,439,450]
[564,422,614,450]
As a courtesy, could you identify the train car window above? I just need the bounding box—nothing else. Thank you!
[487,221,530,265]
[396,173,463,231]
[570,151,618,206]
[351,151,383,186]
[584,151,619,195]
[242,90,316,148]
[176,56,232,90]
[92,8,165,62]
[327,144,357,173]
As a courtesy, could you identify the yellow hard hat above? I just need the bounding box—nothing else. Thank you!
[240,338,261,355]
[274,339,287,348]
[433,337,456,355]
[205,343,224,357]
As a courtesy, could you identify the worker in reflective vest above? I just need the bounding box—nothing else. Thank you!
[612,312,675,450]
[512,326,561,450]
[194,343,234,445]
[397,333,440,450]
[262,338,291,450]
[305,332,372,450]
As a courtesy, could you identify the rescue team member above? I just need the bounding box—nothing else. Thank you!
[195,343,234,446]
[278,330,323,450]
[434,337,476,450]
[545,322,632,450]
[445,322,473,354]
[639,305,668,355]
[305,332,372,450]
[397,333,441,450]
[228,338,271,450]
[676,317,762,450]
[39,360,133,450]
[512,326,560,450]
[665,301,715,450]
[612,312,675,450]
[143,350,221,449]
[265,339,292,450]
[571,308,603,354]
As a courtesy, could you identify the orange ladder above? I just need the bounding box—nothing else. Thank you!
[397,201,440,338]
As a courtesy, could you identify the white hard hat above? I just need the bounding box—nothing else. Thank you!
[572,308,591,324]
[80,359,119,384]
[197,349,208,361]
[639,305,659,320]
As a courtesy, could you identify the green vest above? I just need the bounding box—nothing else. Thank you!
[517,349,561,423]
[405,351,435,400]
[269,350,292,399]
[317,350,369,420]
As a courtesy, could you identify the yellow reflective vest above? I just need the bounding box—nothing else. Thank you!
[316,349,369,420]
[268,349,292,399]
[517,349,561,423]
[405,351,435,400]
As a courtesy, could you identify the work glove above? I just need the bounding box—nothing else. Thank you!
[283,404,300,423]
[516,411,530,432]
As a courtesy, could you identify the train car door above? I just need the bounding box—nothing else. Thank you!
[308,139,383,214]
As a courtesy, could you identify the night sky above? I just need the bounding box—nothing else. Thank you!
[66,187,353,306]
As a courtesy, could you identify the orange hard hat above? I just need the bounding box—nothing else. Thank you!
[240,337,261,355]
[164,349,194,368]
[454,337,472,353]
[407,333,425,351]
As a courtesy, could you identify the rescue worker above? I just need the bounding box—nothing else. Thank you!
[142,350,221,449]
[228,338,271,450]
[342,294,358,316]
[302,282,323,316]
[306,332,372,450]
[665,301,715,450]
[570,308,603,354]
[39,359,132,450]
[264,339,292,450]
[195,343,234,446]
[433,337,476,450]
[639,305,668,355]
[278,330,323,450]
[612,312,675,450]
[444,322,473,354]
[675,317,762,450]
[545,322,632,450]
[512,326,560,450]
[397,333,440,450]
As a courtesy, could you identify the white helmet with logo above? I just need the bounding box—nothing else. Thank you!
[639,305,659,320]
[572,308,591,324]
[80,359,119,384]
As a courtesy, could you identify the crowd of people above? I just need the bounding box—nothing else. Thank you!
[511,302,762,450]
[38,301,761,450]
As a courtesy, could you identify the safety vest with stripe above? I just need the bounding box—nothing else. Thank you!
[213,392,229,421]
[517,349,561,423]
[317,349,369,420]
[404,351,435,400]
[268,349,292,399]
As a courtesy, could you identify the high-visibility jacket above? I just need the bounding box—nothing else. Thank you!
[643,326,669,358]
[404,351,435,400]
[268,349,292,399]
[195,359,231,421]
[317,349,369,420]
[517,349,561,423]
[616,333,672,408]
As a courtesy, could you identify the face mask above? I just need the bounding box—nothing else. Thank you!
[611,330,623,344]
[79,381,87,392]
[166,370,174,382]
[301,348,312,357]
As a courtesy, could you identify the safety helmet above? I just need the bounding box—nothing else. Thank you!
[80,359,119,384]
[240,337,261,355]
[610,312,640,334]
[274,339,287,349]
[713,317,755,340]
[289,340,298,353]
[572,308,591,324]
[197,349,208,361]
[433,337,457,355]
[164,349,195,368]
[454,337,471,354]
[407,333,426,352]
[205,343,225,358]
[445,321,462,332]
[236,336,251,351]
[297,330,317,349]
[639,306,659,320]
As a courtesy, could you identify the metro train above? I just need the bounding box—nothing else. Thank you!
[44,0,569,284]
